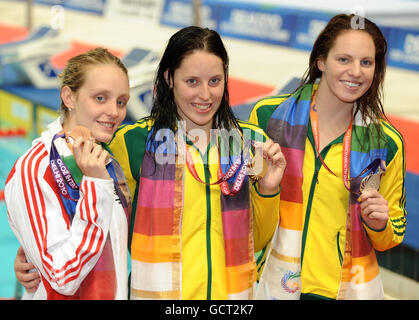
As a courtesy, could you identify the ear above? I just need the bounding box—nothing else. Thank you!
[164,69,173,89]
[61,86,75,111]
[317,57,326,72]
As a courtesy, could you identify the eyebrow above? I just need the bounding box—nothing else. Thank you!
[90,88,130,96]
[335,53,374,59]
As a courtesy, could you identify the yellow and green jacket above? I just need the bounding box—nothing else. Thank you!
[108,118,279,299]
[249,91,406,300]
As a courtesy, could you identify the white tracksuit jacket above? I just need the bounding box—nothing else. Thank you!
[4,117,128,299]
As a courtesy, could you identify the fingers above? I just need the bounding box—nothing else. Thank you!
[359,190,389,229]
[21,278,41,293]
[72,137,111,179]
[261,139,286,167]
[14,247,41,292]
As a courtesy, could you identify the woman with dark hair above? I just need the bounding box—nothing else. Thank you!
[107,26,286,300]
[250,14,406,300]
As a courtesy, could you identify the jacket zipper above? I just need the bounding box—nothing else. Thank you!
[337,231,343,266]
[203,150,212,299]
[300,155,321,264]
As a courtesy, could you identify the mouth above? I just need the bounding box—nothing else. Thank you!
[192,103,212,112]
[340,80,361,88]
[97,121,116,130]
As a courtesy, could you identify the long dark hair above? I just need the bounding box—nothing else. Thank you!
[301,14,388,125]
[148,26,240,142]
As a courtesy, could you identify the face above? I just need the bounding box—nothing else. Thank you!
[170,50,225,133]
[317,30,376,105]
[64,64,129,143]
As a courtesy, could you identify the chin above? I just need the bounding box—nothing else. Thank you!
[94,133,112,144]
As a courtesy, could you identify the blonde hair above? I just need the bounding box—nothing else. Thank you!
[58,47,128,117]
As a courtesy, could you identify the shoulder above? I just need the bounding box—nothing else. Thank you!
[107,118,153,182]
[112,118,153,142]
[248,94,291,130]
[237,120,268,141]
[5,141,49,191]
[380,119,405,165]
[109,118,152,153]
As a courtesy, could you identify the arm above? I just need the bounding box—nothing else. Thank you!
[251,183,280,252]
[5,142,115,295]
[360,127,407,251]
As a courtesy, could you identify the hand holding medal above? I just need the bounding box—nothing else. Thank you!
[251,139,287,195]
[67,126,111,180]
[359,162,389,231]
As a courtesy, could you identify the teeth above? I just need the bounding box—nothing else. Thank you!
[193,103,211,110]
[99,122,113,128]
[342,80,360,87]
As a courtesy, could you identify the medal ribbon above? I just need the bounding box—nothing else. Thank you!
[184,131,251,196]
[310,95,385,194]
[50,133,80,201]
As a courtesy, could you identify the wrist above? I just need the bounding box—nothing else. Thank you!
[254,182,281,197]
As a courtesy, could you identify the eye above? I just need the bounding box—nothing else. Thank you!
[117,98,127,107]
[186,79,198,86]
[338,57,349,64]
[96,95,105,103]
[361,59,374,67]
[209,78,221,86]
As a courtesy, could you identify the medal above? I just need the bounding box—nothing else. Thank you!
[247,147,267,182]
[359,161,386,194]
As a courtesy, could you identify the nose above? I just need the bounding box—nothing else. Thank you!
[348,61,361,77]
[106,100,120,118]
[199,83,211,101]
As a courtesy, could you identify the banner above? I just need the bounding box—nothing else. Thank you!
[160,0,218,29]
[34,0,107,15]
[105,0,164,23]
[387,27,419,72]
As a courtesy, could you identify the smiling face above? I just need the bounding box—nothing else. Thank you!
[62,64,129,143]
[170,50,225,134]
[317,30,376,106]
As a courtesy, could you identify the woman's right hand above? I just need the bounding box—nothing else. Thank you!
[15,246,40,293]
[72,137,111,180]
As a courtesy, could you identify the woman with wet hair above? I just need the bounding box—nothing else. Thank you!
[109,26,286,300]
[250,14,407,300]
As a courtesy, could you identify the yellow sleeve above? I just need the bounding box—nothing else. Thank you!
[363,124,407,251]
[251,183,280,252]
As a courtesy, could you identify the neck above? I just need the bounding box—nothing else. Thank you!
[314,84,354,151]
[314,85,353,130]
[180,120,213,154]
[62,116,75,133]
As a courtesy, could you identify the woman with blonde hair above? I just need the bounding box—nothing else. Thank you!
[5,47,131,299]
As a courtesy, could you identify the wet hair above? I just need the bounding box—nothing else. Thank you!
[58,47,128,118]
[149,26,240,139]
[301,13,388,124]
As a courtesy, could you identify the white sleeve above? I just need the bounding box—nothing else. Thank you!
[5,142,115,296]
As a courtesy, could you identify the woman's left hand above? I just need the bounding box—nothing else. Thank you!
[359,190,389,230]
[254,139,287,195]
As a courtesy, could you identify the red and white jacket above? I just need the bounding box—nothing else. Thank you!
[5,117,128,299]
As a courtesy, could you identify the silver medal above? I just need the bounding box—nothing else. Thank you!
[359,167,384,193]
